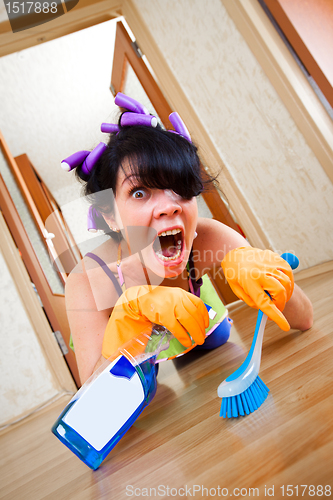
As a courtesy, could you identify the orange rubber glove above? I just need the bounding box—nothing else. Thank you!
[102,285,209,359]
[221,247,294,331]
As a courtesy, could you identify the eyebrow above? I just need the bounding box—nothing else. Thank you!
[121,173,141,186]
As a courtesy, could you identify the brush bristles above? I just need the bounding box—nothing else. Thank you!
[220,376,269,418]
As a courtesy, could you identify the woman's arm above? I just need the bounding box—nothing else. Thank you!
[282,283,313,331]
[195,218,313,332]
[65,265,115,384]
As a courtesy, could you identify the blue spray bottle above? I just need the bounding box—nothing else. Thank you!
[52,325,172,470]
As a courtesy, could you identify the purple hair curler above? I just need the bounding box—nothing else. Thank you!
[169,112,191,142]
[87,206,104,232]
[121,112,158,128]
[101,123,120,134]
[82,142,107,175]
[61,150,90,172]
[115,92,149,115]
[61,94,190,179]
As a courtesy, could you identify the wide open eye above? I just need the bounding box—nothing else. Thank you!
[130,187,147,199]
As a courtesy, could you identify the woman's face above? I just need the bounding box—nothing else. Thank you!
[106,159,198,278]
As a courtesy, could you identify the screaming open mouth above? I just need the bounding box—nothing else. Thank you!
[153,228,183,262]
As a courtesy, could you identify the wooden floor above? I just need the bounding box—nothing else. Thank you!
[1,270,333,500]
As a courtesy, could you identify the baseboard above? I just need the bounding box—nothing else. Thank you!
[294,260,333,281]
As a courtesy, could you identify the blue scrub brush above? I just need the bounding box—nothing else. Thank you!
[218,252,299,418]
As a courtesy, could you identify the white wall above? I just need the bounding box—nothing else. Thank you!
[0,249,59,426]
[131,0,333,269]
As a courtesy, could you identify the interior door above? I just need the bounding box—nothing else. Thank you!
[111,21,242,304]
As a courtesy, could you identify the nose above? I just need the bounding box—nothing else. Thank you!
[153,190,182,218]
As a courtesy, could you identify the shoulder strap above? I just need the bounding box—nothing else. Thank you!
[187,249,203,297]
[85,252,123,298]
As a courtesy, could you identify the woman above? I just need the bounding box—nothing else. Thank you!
[63,93,313,384]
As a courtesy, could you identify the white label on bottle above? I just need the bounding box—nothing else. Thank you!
[63,356,145,451]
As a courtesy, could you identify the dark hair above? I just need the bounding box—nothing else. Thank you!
[75,120,213,234]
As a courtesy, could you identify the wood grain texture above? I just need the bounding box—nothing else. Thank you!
[0,271,332,499]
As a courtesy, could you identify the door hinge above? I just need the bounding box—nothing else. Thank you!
[54,330,69,356]
[131,40,143,58]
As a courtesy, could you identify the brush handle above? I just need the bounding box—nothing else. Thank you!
[239,252,299,373]
[229,253,299,380]
[218,309,267,397]
[228,309,267,383]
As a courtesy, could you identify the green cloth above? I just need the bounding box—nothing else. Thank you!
[153,274,227,361]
